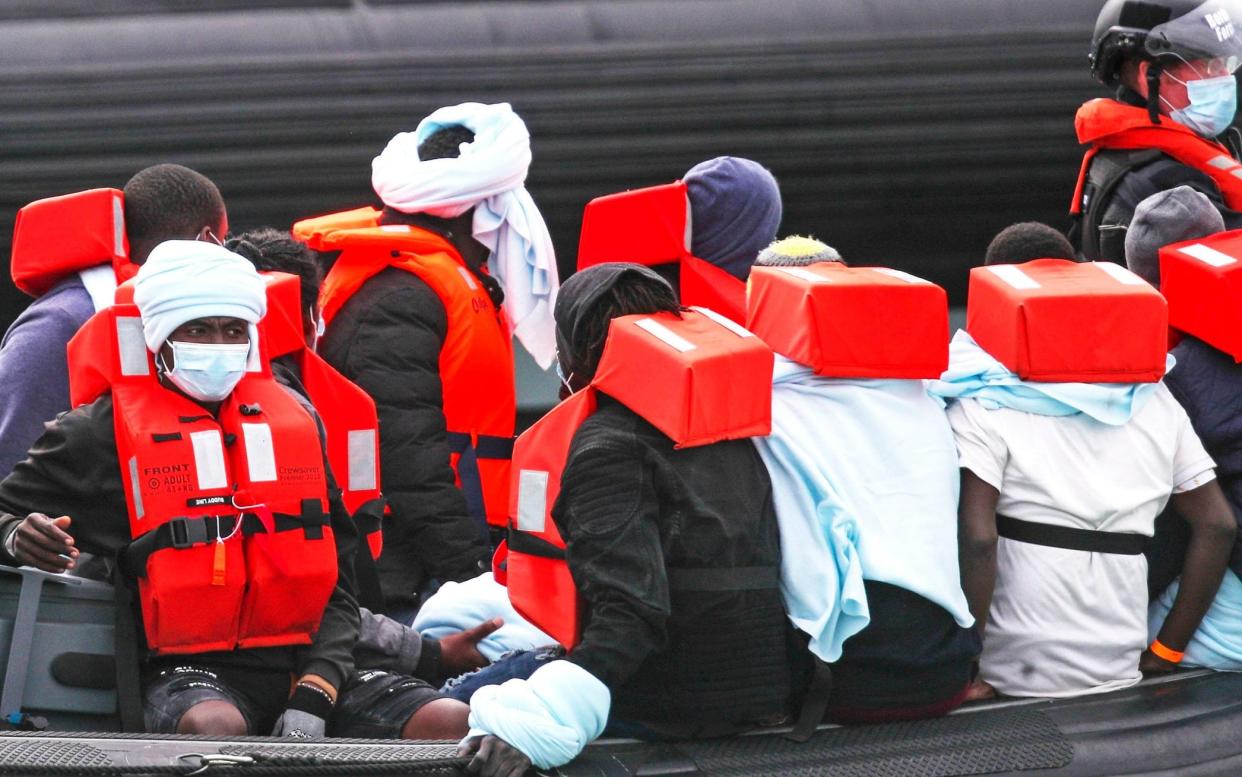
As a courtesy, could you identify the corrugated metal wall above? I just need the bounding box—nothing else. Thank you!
[0,0,1102,331]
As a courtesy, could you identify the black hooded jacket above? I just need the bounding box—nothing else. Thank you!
[551,264,799,737]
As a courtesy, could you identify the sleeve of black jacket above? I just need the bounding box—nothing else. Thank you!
[555,420,671,689]
[318,270,489,612]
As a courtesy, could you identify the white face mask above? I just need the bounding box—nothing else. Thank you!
[159,341,250,402]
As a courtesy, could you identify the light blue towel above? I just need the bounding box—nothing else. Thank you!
[1149,571,1242,670]
[926,330,1171,425]
[465,659,611,769]
[413,572,555,662]
[752,357,974,663]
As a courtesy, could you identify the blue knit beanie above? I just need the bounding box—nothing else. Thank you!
[684,156,782,280]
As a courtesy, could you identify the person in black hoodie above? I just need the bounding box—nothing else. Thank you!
[460,264,799,777]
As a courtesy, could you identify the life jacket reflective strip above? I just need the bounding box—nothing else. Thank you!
[11,188,135,299]
[295,211,516,529]
[503,309,774,649]
[66,305,338,656]
[1070,99,1242,216]
[746,263,950,379]
[577,181,748,324]
[258,272,385,559]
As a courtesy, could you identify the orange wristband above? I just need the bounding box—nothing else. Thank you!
[1149,639,1185,664]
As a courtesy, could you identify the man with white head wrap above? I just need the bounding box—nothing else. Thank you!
[301,102,555,619]
[0,240,472,740]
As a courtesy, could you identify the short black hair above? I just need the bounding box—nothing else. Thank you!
[570,274,681,380]
[123,164,226,263]
[225,227,322,316]
[417,124,475,161]
[984,222,1078,265]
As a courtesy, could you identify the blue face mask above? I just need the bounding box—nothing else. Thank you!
[1167,74,1238,138]
[159,341,250,402]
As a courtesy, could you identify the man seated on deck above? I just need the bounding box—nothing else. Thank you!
[0,240,470,739]
[1123,186,1242,671]
[748,236,981,721]
[459,264,800,777]
[929,261,1236,698]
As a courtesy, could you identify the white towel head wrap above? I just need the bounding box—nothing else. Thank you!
[132,239,267,354]
[371,102,560,368]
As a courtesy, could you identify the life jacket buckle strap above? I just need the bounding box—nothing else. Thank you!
[168,517,209,549]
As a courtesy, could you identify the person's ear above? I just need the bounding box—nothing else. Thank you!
[196,225,223,246]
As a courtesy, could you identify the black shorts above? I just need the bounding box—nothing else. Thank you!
[143,664,445,738]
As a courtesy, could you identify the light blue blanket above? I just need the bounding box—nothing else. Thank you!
[752,357,974,663]
[413,572,555,662]
[465,659,611,769]
[926,331,1171,425]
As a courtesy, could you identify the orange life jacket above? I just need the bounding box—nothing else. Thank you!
[577,182,748,324]
[258,272,385,559]
[1070,98,1242,215]
[502,308,774,649]
[66,304,338,656]
[10,188,136,298]
[294,208,516,529]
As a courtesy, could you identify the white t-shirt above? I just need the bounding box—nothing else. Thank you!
[946,383,1215,698]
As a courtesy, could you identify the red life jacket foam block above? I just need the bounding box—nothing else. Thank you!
[258,272,306,359]
[591,308,773,446]
[747,263,950,378]
[966,259,1167,383]
[11,188,129,298]
[577,182,689,269]
[578,182,749,322]
[1160,230,1242,362]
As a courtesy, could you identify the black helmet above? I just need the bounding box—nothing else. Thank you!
[1091,0,1242,86]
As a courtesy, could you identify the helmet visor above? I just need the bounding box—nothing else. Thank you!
[1145,0,1242,67]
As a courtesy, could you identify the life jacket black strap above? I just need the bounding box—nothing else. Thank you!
[124,506,330,577]
[351,497,386,538]
[997,514,1145,556]
[446,431,515,460]
[507,528,565,560]
[1078,148,1164,261]
[666,565,781,591]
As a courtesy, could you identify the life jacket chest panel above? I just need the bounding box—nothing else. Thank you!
[1160,229,1242,361]
[257,271,385,557]
[577,182,748,324]
[11,188,133,299]
[747,263,950,378]
[1070,99,1242,215]
[966,259,1168,383]
[504,309,774,648]
[305,213,516,528]
[68,305,337,655]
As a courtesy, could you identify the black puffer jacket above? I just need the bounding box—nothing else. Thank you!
[318,266,489,613]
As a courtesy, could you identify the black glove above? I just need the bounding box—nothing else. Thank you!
[271,683,333,738]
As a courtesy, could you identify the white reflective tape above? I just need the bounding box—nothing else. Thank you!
[1232,168,1242,180]
[1179,242,1239,267]
[1094,261,1148,286]
[780,267,830,283]
[111,193,126,258]
[190,430,227,491]
[347,429,378,492]
[873,267,930,284]
[986,265,1041,290]
[690,306,754,338]
[379,224,412,233]
[516,469,550,533]
[129,456,144,520]
[115,316,150,376]
[683,192,693,252]
[1209,154,1237,170]
[457,266,479,290]
[634,318,696,352]
[242,423,277,483]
